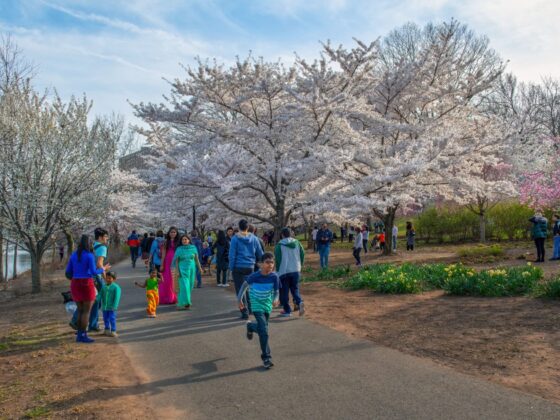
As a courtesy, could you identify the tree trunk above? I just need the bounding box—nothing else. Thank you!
[64,229,74,257]
[382,208,397,256]
[0,230,4,282]
[4,241,8,280]
[30,249,42,293]
[12,240,17,279]
[479,212,486,243]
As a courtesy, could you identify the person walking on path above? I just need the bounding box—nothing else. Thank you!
[406,221,416,251]
[212,230,230,287]
[69,227,109,332]
[148,230,165,273]
[362,225,369,254]
[529,212,548,263]
[316,223,333,269]
[311,226,318,252]
[551,214,560,261]
[127,230,141,268]
[392,225,398,252]
[191,230,204,288]
[229,219,264,319]
[172,234,202,310]
[159,227,179,304]
[237,252,280,369]
[65,234,110,343]
[274,227,305,317]
[142,232,155,268]
[135,269,163,317]
[352,227,363,266]
[100,271,121,337]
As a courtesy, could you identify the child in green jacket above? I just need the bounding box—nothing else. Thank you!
[101,271,121,337]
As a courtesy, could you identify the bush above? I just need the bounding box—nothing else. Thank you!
[442,263,543,297]
[534,277,560,298]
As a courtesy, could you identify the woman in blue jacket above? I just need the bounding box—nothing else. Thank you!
[66,235,111,343]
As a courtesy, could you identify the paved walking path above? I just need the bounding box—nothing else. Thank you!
[114,261,560,419]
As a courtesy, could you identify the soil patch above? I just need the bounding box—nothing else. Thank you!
[301,246,560,403]
[0,272,155,419]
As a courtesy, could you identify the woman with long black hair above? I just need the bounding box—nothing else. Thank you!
[65,234,111,343]
[212,230,230,287]
[159,226,179,304]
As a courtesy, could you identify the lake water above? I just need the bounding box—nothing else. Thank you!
[2,246,32,279]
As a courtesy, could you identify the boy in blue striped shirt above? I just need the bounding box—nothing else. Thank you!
[237,252,279,369]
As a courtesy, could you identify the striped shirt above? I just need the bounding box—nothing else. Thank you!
[237,271,279,313]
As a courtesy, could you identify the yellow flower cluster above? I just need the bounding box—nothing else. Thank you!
[487,269,507,277]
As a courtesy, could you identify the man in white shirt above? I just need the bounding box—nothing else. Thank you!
[311,226,318,253]
[392,225,398,251]
[353,227,363,266]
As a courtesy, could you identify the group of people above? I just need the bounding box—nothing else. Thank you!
[529,211,560,263]
[312,222,417,268]
[65,221,307,369]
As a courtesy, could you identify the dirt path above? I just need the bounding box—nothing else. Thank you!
[0,271,155,419]
[301,245,560,403]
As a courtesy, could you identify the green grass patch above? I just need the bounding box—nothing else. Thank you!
[302,265,351,282]
[24,406,50,418]
[457,244,505,262]
[534,277,560,298]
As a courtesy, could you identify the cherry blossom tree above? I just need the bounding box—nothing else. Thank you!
[302,21,505,254]
[133,46,377,238]
[0,81,120,292]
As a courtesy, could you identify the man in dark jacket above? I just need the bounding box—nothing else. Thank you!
[316,223,333,269]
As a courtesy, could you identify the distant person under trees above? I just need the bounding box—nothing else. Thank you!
[406,222,416,251]
[529,211,548,263]
[127,230,140,268]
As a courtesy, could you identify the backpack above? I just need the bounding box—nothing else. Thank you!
[157,239,164,259]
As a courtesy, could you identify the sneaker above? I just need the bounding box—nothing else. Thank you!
[147,314,156,318]
[76,332,95,343]
[246,322,253,340]
[298,301,305,316]
[223,283,230,287]
[88,326,101,332]
[278,312,291,318]
[109,331,118,337]
[103,329,111,336]
[263,359,274,369]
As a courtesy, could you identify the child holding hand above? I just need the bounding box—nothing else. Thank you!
[135,269,162,318]
[100,271,121,337]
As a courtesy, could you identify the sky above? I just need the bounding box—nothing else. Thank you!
[1,0,559,128]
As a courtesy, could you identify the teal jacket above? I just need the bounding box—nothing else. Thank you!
[101,283,121,311]
[529,216,548,239]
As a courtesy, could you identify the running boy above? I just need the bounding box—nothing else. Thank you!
[237,252,279,369]
[100,271,121,337]
[135,269,162,318]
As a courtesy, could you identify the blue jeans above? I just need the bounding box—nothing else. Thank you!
[71,275,104,330]
[318,246,330,268]
[102,310,117,332]
[233,267,253,316]
[248,311,270,361]
[280,272,302,313]
[553,236,560,259]
[392,235,397,251]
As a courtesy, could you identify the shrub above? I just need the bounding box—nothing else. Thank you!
[534,277,560,298]
[457,244,504,258]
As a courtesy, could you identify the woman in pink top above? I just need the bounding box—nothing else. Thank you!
[159,226,179,304]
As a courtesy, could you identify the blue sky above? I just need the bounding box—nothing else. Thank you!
[1,0,559,126]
